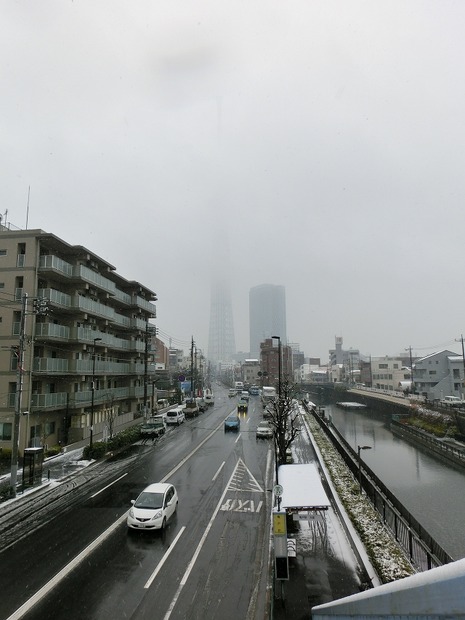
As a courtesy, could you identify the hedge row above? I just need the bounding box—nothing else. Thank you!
[82,426,141,460]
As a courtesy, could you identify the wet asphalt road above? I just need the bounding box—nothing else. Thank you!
[1,389,366,620]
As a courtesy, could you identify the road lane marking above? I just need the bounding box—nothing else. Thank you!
[160,419,225,482]
[228,458,264,493]
[162,460,243,620]
[6,420,226,620]
[212,461,225,482]
[235,432,241,443]
[6,512,128,620]
[144,526,186,589]
[89,472,128,498]
[220,499,263,513]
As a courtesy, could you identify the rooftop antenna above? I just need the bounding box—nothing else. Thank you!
[25,186,30,229]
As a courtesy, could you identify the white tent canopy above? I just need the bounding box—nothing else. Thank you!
[278,463,330,511]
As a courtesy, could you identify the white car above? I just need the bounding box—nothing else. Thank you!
[165,407,185,425]
[127,482,178,531]
[256,420,273,439]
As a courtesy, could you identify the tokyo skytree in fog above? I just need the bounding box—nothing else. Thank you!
[208,277,236,365]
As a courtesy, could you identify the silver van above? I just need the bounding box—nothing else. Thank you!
[165,407,185,425]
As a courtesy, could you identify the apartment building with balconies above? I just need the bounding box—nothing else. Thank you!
[0,226,157,455]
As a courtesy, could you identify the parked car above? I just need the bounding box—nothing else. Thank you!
[196,397,208,412]
[140,416,165,438]
[204,392,215,406]
[440,396,465,408]
[184,399,200,418]
[224,413,240,432]
[165,407,185,425]
[256,420,273,439]
[127,482,178,531]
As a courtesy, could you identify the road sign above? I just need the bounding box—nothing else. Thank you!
[274,484,283,497]
[178,374,185,382]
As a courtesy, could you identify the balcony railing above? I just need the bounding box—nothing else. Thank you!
[133,295,157,315]
[74,265,116,295]
[112,288,132,305]
[33,358,69,373]
[35,323,71,340]
[30,393,68,409]
[39,255,73,276]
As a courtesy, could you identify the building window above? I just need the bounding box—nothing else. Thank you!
[379,364,388,369]
[0,249,6,256]
[0,423,12,440]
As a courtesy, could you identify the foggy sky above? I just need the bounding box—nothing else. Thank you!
[1,1,465,361]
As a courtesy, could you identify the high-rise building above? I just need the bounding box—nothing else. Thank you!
[0,224,157,457]
[207,278,236,366]
[249,284,287,359]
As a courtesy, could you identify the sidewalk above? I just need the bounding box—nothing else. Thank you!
[0,448,94,511]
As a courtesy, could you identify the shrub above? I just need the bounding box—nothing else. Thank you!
[82,441,107,460]
[0,479,14,502]
[82,426,141,461]
[0,448,12,464]
[45,445,62,458]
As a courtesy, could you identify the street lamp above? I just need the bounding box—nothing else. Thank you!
[271,336,282,398]
[89,337,102,450]
[357,444,372,493]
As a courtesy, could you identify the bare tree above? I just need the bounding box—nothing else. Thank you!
[266,379,300,466]
[104,392,117,439]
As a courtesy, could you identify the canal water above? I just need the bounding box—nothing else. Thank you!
[324,403,465,560]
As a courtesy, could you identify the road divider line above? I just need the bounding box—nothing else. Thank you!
[160,419,224,482]
[90,473,128,498]
[163,462,241,620]
[6,512,128,620]
[212,461,225,482]
[235,433,242,444]
[144,526,186,589]
[8,417,227,620]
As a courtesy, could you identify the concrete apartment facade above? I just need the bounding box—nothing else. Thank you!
[371,356,410,392]
[414,350,465,401]
[0,226,157,455]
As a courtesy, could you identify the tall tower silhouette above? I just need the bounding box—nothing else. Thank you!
[208,277,236,365]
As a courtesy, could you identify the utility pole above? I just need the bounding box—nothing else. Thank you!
[144,321,149,417]
[10,293,27,496]
[406,346,414,394]
[190,337,195,399]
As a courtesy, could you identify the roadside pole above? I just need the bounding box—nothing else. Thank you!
[10,292,27,496]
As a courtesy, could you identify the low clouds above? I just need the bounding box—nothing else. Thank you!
[1,1,465,360]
